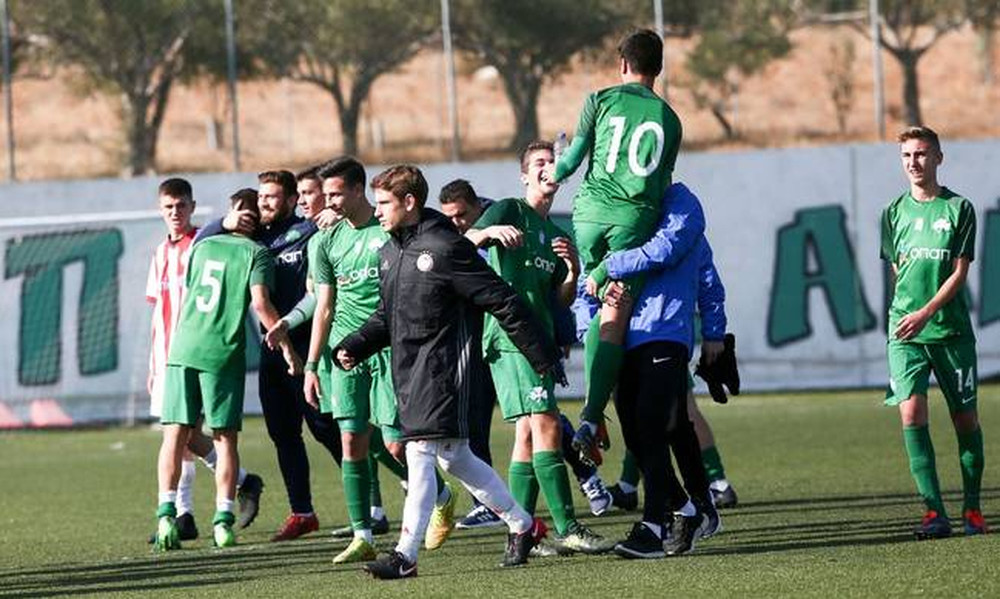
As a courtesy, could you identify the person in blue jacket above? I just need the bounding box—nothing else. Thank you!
[576,182,727,559]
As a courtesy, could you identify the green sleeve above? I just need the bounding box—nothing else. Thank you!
[312,231,336,285]
[249,245,274,289]
[952,200,976,260]
[879,207,894,261]
[554,93,597,182]
[474,197,520,229]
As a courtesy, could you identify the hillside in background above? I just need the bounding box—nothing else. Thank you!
[6,24,999,181]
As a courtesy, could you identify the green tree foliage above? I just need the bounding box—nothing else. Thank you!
[18,0,217,176]
[240,0,437,157]
[684,1,796,139]
[854,0,965,126]
[451,0,624,150]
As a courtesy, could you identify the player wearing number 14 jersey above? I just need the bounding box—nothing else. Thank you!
[880,126,985,540]
[549,29,682,461]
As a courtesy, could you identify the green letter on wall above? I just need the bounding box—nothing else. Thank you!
[5,229,124,385]
[768,205,876,346]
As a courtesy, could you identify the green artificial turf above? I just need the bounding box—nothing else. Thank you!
[1,386,998,597]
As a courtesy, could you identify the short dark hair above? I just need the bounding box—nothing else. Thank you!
[317,156,366,188]
[519,140,554,174]
[371,165,428,208]
[257,170,297,198]
[619,29,662,77]
[295,166,322,183]
[229,188,260,220]
[158,177,193,203]
[439,179,480,207]
[897,126,941,154]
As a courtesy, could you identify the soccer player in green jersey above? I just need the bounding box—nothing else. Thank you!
[153,190,301,551]
[880,126,985,539]
[546,29,683,460]
[466,141,614,555]
[304,157,454,564]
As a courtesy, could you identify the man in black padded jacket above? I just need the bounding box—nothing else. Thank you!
[334,165,564,580]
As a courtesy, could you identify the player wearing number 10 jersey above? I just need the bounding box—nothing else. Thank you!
[154,191,301,552]
[549,29,682,461]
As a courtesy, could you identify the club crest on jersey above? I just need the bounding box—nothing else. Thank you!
[527,386,548,404]
[416,251,434,272]
[368,238,385,251]
[538,230,546,245]
[284,229,303,243]
[932,218,951,233]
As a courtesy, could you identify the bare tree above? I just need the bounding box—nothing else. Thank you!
[826,35,857,134]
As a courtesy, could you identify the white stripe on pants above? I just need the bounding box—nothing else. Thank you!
[396,438,532,562]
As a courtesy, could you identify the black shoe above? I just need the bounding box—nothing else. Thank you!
[614,522,665,559]
[237,473,264,529]
[176,512,199,540]
[696,498,722,539]
[147,512,198,544]
[711,485,738,509]
[664,513,704,556]
[372,514,390,535]
[363,550,417,579]
[608,483,639,511]
[501,529,536,567]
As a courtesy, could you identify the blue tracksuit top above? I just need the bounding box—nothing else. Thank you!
[572,182,726,353]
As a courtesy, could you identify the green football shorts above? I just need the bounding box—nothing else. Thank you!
[885,339,978,413]
[162,363,245,430]
[574,220,654,296]
[487,349,557,420]
[323,348,400,433]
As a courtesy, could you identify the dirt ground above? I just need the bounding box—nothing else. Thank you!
[6,24,999,180]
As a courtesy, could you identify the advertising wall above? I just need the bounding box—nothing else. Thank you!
[1,141,998,426]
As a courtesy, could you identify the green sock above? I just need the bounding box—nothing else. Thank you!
[533,450,576,536]
[902,425,946,516]
[957,427,985,512]
[370,431,408,481]
[213,510,235,526]
[620,451,641,487]
[582,340,624,423]
[509,461,539,515]
[582,317,600,408]
[367,455,383,508]
[342,458,372,531]
[157,502,176,519]
[702,445,727,482]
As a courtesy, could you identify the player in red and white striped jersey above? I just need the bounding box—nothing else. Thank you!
[146,178,264,542]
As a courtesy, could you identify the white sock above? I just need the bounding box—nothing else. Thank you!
[177,460,196,516]
[642,521,662,539]
[617,480,637,494]
[396,440,438,563]
[158,491,177,506]
[354,528,374,543]
[676,500,697,517]
[371,505,386,521]
[436,439,531,534]
[200,448,218,471]
[237,468,248,487]
[217,498,235,514]
[709,478,731,492]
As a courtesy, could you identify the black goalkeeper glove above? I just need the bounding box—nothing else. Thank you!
[695,333,740,404]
